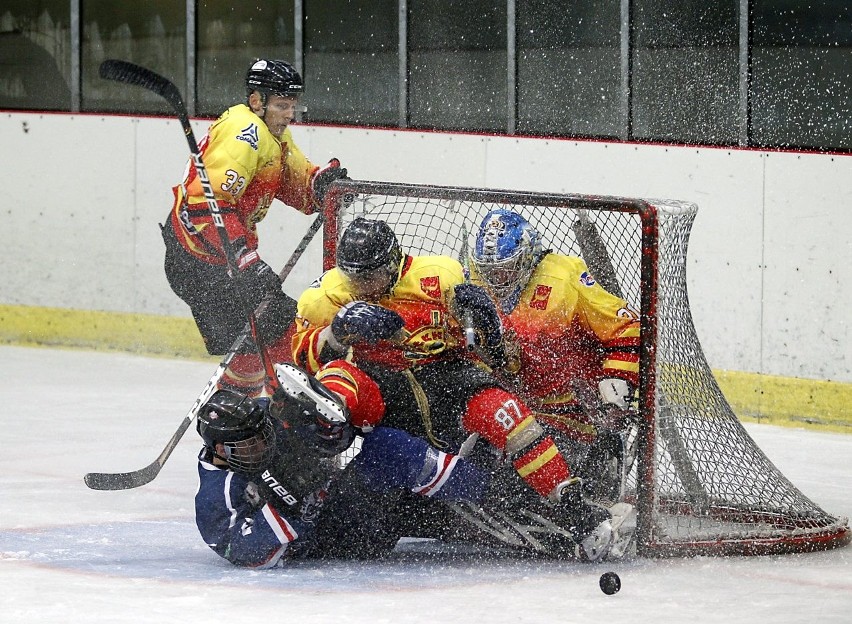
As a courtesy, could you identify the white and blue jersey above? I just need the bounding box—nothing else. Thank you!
[195,451,315,568]
[194,426,490,567]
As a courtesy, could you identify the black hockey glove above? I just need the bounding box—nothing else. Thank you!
[331,301,405,346]
[253,431,336,514]
[453,283,505,365]
[312,415,356,456]
[312,158,350,208]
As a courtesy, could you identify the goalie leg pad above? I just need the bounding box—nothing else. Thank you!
[605,502,637,560]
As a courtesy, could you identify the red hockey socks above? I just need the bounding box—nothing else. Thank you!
[463,387,572,500]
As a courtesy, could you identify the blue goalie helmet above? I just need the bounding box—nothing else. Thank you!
[471,209,543,311]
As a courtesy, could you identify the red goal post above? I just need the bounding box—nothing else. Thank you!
[321,180,850,558]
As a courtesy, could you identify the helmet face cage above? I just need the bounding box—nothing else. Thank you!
[472,210,542,306]
[198,390,278,474]
[219,417,277,474]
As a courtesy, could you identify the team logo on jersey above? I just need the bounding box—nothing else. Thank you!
[579,271,597,287]
[529,285,552,310]
[236,123,260,150]
[402,325,448,359]
[178,205,199,235]
[419,276,442,299]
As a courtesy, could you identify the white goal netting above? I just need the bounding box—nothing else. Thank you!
[323,180,849,557]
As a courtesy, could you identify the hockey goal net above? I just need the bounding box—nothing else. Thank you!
[322,180,850,558]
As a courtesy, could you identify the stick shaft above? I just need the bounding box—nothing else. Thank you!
[83,214,322,490]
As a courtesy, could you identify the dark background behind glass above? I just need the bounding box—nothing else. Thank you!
[304,0,397,126]
[517,0,622,138]
[632,0,740,145]
[0,1,848,150]
[81,0,185,113]
[0,0,71,110]
[197,1,295,117]
[408,0,507,132]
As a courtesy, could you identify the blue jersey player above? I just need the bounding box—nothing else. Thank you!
[194,362,492,567]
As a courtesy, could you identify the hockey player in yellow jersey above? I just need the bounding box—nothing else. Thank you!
[161,59,349,398]
[470,208,641,501]
[292,217,630,560]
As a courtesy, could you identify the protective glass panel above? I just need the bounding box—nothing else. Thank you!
[632,0,739,145]
[516,0,621,138]
[0,0,71,110]
[750,0,851,150]
[81,0,185,113]
[304,0,398,126]
[408,0,507,132]
[197,0,295,117]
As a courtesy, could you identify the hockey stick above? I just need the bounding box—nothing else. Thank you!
[84,59,317,490]
[98,59,277,384]
[458,222,477,350]
[573,210,624,298]
[83,212,324,490]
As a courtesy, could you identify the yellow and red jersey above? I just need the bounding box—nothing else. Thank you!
[293,255,471,373]
[168,104,318,265]
[473,253,640,415]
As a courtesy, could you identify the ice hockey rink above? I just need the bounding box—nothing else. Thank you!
[1,345,849,623]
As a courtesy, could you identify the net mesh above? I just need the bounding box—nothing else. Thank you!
[325,181,849,556]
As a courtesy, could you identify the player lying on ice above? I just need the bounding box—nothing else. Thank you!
[469,209,643,504]
[195,362,633,567]
[287,217,635,560]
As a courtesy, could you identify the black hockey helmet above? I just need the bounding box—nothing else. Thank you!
[197,390,276,474]
[245,59,304,99]
[336,218,404,299]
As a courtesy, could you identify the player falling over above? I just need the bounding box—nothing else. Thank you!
[469,209,642,503]
[196,362,635,565]
[290,217,634,561]
[195,362,497,567]
[161,59,348,399]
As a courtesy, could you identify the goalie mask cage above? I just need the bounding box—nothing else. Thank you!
[322,180,850,558]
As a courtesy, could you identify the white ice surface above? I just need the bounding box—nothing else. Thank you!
[1,345,850,623]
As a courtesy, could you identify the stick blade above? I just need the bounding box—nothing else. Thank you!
[98,59,184,112]
[84,463,161,491]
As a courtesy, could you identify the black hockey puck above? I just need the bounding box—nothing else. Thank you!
[599,571,621,595]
